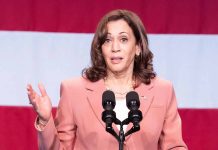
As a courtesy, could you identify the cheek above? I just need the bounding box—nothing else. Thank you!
[122,43,137,55]
[126,48,137,60]
[101,48,110,65]
[101,46,109,57]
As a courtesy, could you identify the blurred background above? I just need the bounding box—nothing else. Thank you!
[0,0,218,149]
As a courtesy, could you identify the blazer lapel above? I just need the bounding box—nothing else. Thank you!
[84,79,107,128]
[84,79,121,133]
[125,79,155,140]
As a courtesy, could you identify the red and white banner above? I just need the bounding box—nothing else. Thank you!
[0,0,218,149]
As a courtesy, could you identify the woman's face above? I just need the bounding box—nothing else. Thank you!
[101,19,140,75]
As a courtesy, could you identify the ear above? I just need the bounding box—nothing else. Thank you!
[135,44,141,56]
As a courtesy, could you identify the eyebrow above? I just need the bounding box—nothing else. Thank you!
[119,32,128,35]
[106,32,129,36]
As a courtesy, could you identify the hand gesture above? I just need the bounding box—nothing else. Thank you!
[27,83,52,122]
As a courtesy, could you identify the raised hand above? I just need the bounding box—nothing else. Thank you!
[27,83,52,122]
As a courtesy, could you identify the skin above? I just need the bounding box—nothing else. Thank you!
[102,19,140,92]
[27,83,51,122]
[27,19,140,122]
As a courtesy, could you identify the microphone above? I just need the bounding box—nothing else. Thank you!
[101,90,142,150]
[126,91,140,110]
[102,90,117,128]
[126,91,142,127]
[102,90,116,111]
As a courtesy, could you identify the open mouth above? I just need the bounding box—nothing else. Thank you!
[111,57,123,64]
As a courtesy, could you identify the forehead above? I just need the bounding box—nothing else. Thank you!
[106,19,133,35]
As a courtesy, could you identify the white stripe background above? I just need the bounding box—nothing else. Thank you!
[0,31,218,108]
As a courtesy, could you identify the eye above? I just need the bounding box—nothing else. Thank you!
[120,37,128,43]
[104,38,111,44]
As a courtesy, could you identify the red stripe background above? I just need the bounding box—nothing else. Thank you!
[1,107,218,149]
[0,0,218,33]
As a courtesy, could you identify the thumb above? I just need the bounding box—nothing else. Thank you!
[38,82,47,97]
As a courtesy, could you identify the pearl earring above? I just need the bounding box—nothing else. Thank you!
[136,52,140,56]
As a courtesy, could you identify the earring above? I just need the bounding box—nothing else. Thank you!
[136,52,140,56]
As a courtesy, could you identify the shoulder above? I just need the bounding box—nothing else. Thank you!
[59,76,93,99]
[150,77,176,107]
[61,76,90,88]
[150,76,175,98]
[152,76,173,90]
[59,76,93,95]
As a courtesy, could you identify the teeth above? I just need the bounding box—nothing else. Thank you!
[112,57,122,60]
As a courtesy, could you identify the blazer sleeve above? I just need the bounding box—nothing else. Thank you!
[159,83,188,150]
[37,81,77,150]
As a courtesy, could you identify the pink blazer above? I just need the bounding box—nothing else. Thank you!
[37,77,187,150]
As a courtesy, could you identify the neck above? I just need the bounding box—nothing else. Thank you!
[104,72,135,98]
[106,75,133,87]
[106,69,134,85]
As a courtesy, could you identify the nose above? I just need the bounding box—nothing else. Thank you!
[111,39,120,52]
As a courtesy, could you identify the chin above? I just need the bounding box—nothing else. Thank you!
[107,64,128,74]
[110,68,125,74]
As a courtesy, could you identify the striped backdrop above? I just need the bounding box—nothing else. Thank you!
[0,0,218,149]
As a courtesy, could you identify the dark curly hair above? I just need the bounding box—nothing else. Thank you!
[83,9,156,85]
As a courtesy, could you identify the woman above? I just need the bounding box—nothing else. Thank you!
[27,9,187,149]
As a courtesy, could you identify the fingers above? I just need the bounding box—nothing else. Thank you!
[38,82,47,97]
[27,84,37,101]
[27,83,48,108]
